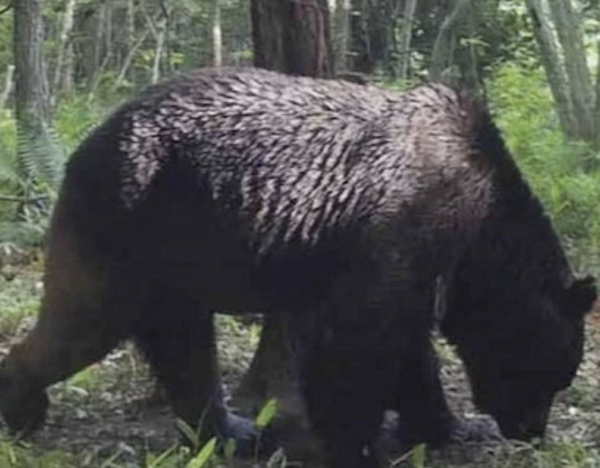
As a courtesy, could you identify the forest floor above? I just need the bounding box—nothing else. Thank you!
[1,265,600,467]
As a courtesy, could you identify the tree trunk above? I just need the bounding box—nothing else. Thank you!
[213,0,223,67]
[14,0,49,123]
[525,0,578,139]
[332,0,351,71]
[429,0,469,83]
[125,0,136,82]
[13,0,54,215]
[127,0,136,50]
[103,2,113,71]
[152,17,166,84]
[283,0,333,76]
[594,6,600,146]
[456,2,483,90]
[547,0,595,142]
[252,0,333,77]
[114,28,152,88]
[0,64,14,110]
[396,0,418,82]
[236,0,334,428]
[350,0,392,74]
[86,2,110,90]
[92,4,104,86]
[52,0,76,96]
[251,0,286,71]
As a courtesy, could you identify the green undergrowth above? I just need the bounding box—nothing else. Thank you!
[390,437,600,468]
[0,441,78,468]
[0,97,108,250]
[0,269,42,339]
[487,63,600,276]
[0,401,280,468]
[1,431,600,468]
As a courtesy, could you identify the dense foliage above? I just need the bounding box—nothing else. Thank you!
[489,63,600,274]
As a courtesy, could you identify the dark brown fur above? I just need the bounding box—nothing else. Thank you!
[0,67,595,468]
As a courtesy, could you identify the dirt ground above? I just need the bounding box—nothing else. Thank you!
[1,271,600,467]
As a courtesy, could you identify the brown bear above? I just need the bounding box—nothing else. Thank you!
[0,67,595,468]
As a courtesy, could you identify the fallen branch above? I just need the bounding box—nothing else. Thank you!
[0,194,49,203]
[0,1,13,16]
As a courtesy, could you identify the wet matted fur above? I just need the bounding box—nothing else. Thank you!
[0,67,596,468]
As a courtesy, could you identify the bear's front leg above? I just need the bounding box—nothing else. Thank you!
[295,307,401,468]
[131,289,268,457]
[389,336,502,450]
[0,273,138,437]
[0,364,49,437]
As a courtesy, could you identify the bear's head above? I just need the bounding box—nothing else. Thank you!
[441,273,597,441]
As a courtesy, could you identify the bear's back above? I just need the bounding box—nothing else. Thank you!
[62,68,494,257]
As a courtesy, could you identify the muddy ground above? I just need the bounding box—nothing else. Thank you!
[1,269,600,467]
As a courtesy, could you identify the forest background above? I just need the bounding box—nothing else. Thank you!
[2,1,600,467]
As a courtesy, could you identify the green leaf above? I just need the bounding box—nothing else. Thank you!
[255,398,278,429]
[186,437,217,468]
[175,418,200,450]
[223,438,237,460]
[410,443,426,468]
[146,444,179,468]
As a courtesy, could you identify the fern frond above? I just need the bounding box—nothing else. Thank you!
[15,121,66,192]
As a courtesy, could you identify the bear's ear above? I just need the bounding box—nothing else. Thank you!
[566,275,597,318]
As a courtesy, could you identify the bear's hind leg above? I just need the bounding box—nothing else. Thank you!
[299,318,395,468]
[132,289,263,455]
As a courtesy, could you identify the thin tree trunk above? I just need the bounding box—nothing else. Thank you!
[213,0,223,67]
[594,9,600,145]
[429,0,469,82]
[397,0,418,82]
[332,0,351,71]
[125,0,136,82]
[547,0,595,141]
[103,2,113,70]
[89,3,106,89]
[52,0,76,96]
[459,2,483,90]
[160,1,172,74]
[525,0,577,139]
[152,18,166,84]
[127,0,136,49]
[350,0,392,74]
[87,52,112,101]
[117,6,162,89]
[62,27,75,94]
[0,64,14,110]
[114,28,152,88]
